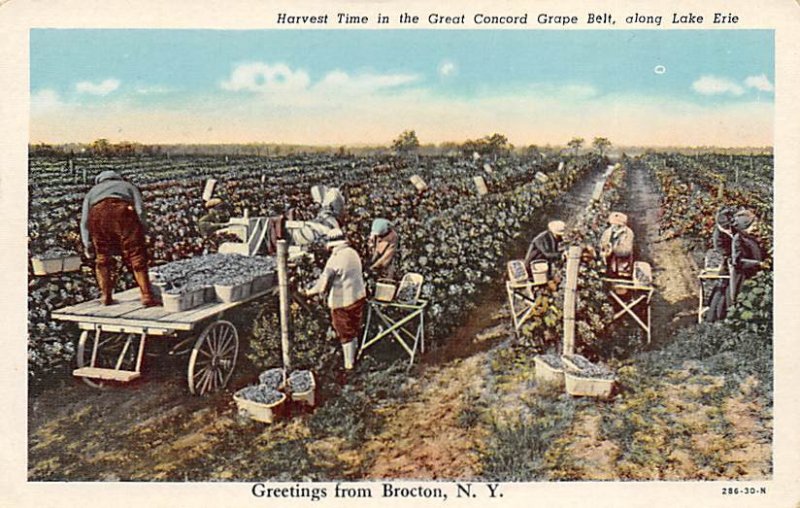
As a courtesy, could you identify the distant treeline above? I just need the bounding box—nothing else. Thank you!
[28,139,772,159]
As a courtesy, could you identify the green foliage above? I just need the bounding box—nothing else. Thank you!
[392,130,420,154]
[727,270,773,334]
[248,301,333,371]
[567,137,584,155]
[592,137,612,156]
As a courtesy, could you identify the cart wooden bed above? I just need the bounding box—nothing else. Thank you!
[51,286,276,395]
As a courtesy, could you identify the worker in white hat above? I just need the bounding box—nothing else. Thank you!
[524,220,566,279]
[300,228,367,377]
[600,212,635,277]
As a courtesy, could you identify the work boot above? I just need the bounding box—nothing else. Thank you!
[133,268,161,307]
[95,265,115,305]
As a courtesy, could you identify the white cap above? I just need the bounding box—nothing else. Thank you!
[548,220,566,236]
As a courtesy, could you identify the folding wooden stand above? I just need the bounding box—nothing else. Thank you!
[359,299,427,368]
[506,279,549,332]
[603,277,655,344]
[697,268,732,323]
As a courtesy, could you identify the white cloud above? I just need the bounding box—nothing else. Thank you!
[438,61,457,77]
[220,62,310,93]
[75,78,121,96]
[744,74,774,92]
[692,75,744,96]
[135,85,175,95]
[317,70,419,93]
[30,89,62,113]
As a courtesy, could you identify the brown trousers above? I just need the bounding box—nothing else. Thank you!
[88,198,148,271]
[331,298,367,344]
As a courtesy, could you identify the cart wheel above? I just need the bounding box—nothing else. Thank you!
[187,320,239,396]
[76,330,139,389]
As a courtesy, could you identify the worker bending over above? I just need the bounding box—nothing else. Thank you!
[524,220,566,278]
[80,170,159,307]
[300,229,367,375]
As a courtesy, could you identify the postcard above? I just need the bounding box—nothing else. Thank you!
[3,0,799,507]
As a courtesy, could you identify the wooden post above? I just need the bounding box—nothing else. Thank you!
[276,240,292,370]
[562,245,581,356]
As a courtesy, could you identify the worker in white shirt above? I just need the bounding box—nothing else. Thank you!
[299,228,367,374]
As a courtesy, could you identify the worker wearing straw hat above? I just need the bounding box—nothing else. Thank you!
[368,218,399,281]
[524,220,566,279]
[600,212,635,277]
[300,228,367,374]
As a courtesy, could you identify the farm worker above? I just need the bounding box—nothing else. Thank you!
[524,220,566,278]
[80,170,159,307]
[299,228,367,373]
[291,186,345,246]
[198,198,232,236]
[600,212,635,277]
[706,207,736,322]
[708,208,764,321]
[368,218,399,281]
[729,209,764,305]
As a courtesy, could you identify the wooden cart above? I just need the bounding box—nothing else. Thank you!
[51,286,276,395]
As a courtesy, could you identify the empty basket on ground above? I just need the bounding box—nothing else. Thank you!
[507,260,529,284]
[529,261,549,284]
[633,261,653,286]
[31,252,82,276]
[395,273,423,303]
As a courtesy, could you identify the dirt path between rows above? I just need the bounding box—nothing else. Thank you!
[361,170,607,479]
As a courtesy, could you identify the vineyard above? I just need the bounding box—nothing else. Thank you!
[27,149,773,481]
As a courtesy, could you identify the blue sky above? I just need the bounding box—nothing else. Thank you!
[30,29,774,146]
